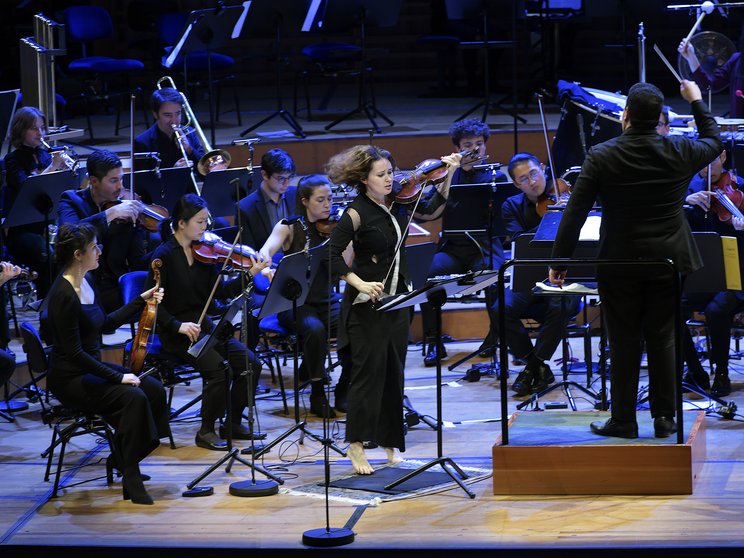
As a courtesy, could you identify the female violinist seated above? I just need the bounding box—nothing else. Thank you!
[45,223,169,505]
[258,174,353,418]
[147,194,271,452]
[325,144,461,475]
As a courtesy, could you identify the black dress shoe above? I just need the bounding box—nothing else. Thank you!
[653,416,677,438]
[424,343,447,367]
[711,371,732,397]
[682,369,711,391]
[511,368,534,396]
[530,362,555,393]
[195,431,228,451]
[590,418,638,439]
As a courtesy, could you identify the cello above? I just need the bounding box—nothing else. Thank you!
[130,259,162,376]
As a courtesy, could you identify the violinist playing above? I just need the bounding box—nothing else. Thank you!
[327,144,461,475]
[258,174,352,418]
[58,150,153,315]
[44,223,169,505]
[147,194,270,452]
[494,153,581,397]
[681,148,744,397]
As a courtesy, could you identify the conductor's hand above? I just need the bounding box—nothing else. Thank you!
[686,190,713,211]
[140,286,164,303]
[680,79,703,103]
[121,373,141,387]
[178,322,201,343]
[549,267,566,287]
[358,280,385,302]
[106,199,143,224]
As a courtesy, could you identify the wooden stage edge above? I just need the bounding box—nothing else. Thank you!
[492,411,707,495]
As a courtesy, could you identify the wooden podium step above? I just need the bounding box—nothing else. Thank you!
[492,410,706,495]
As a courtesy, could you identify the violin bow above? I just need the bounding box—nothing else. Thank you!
[130,93,135,200]
[192,229,243,342]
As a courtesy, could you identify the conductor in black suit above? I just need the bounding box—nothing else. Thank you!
[549,80,722,439]
[235,148,298,253]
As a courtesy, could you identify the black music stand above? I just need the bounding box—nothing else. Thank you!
[239,0,312,139]
[447,0,525,131]
[184,293,282,496]
[247,244,345,459]
[164,4,248,147]
[199,167,253,218]
[4,170,79,282]
[377,272,498,498]
[123,167,192,211]
[306,0,401,133]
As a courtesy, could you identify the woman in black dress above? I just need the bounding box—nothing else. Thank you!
[149,194,268,451]
[46,223,169,505]
[327,145,460,474]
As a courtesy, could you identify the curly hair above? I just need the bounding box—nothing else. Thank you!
[448,117,490,147]
[325,145,395,194]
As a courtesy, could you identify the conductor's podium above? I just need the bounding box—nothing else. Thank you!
[492,411,706,495]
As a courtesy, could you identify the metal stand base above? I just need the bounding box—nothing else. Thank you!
[303,527,355,547]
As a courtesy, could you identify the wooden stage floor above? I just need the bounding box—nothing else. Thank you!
[1,337,743,557]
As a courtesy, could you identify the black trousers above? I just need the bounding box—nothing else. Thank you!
[345,302,408,450]
[682,290,744,371]
[48,364,169,470]
[599,267,678,423]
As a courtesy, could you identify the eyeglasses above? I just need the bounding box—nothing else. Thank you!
[273,174,293,184]
[657,121,669,128]
[514,169,541,187]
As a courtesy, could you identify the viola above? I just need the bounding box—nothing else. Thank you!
[709,171,744,223]
[191,231,260,271]
[130,259,162,375]
[387,147,481,205]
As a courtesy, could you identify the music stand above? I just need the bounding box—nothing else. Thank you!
[4,170,80,282]
[184,293,282,496]
[239,0,312,138]
[447,0,526,131]
[306,0,401,133]
[199,167,253,218]
[123,167,192,211]
[0,89,19,157]
[377,272,498,498]
[164,4,248,147]
[247,244,345,459]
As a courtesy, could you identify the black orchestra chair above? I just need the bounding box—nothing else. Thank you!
[20,322,121,498]
[62,5,147,141]
[119,271,200,434]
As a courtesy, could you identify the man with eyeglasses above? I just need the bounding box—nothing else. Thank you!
[492,153,581,396]
[656,105,671,137]
[236,148,298,257]
[549,80,721,439]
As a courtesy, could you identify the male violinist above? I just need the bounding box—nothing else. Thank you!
[681,148,744,397]
[420,117,511,366]
[57,149,151,313]
[490,152,581,396]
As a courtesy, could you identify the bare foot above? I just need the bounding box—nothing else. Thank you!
[348,442,374,475]
[384,447,403,465]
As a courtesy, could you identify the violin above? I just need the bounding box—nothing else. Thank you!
[536,177,572,217]
[709,171,744,223]
[387,147,481,205]
[130,259,162,375]
[191,231,260,271]
[102,191,170,233]
[315,205,345,237]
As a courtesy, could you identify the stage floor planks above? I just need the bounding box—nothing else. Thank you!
[1,339,744,556]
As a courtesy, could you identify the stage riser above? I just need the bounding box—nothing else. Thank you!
[492,411,707,495]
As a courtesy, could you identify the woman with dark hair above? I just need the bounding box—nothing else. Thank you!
[148,194,269,451]
[259,174,351,418]
[45,223,168,505]
[2,106,74,297]
[326,145,460,474]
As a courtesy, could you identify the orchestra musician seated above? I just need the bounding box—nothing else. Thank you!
[492,153,581,397]
[58,149,153,314]
[147,194,270,451]
[258,174,352,417]
[2,106,75,298]
[681,148,744,397]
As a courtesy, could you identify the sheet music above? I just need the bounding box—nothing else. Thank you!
[578,214,601,241]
